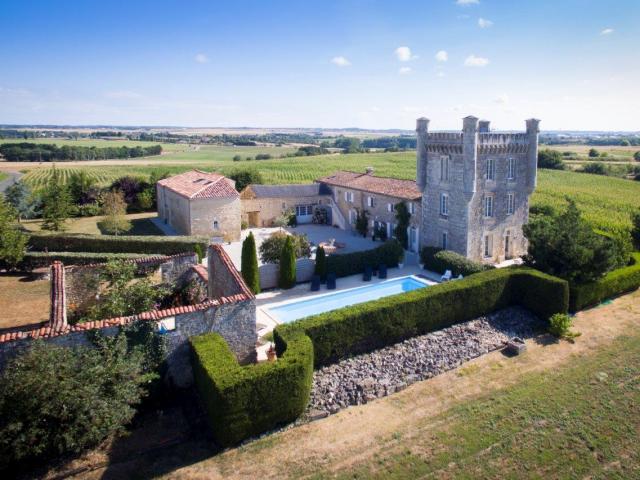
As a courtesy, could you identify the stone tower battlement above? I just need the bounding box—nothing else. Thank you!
[416,115,540,264]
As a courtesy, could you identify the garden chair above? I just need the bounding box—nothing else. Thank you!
[327,272,336,290]
[440,270,452,282]
[310,275,321,291]
[363,265,372,281]
[378,264,388,279]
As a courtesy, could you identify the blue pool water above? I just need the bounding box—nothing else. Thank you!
[266,275,430,324]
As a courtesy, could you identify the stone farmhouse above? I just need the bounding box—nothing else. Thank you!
[156,116,539,263]
[157,170,241,241]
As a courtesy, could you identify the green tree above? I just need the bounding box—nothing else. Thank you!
[394,202,411,249]
[588,148,599,158]
[232,154,242,162]
[259,231,311,264]
[278,236,296,289]
[580,162,607,175]
[355,208,369,238]
[99,190,131,236]
[632,210,640,250]
[523,199,628,283]
[634,151,640,162]
[228,168,264,191]
[41,165,71,231]
[3,180,40,220]
[67,170,96,204]
[0,338,148,469]
[0,197,28,270]
[537,149,565,170]
[241,232,260,294]
[84,260,168,321]
[314,245,327,282]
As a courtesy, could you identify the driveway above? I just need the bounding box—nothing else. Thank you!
[222,224,378,270]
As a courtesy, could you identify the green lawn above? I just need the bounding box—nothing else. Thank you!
[22,212,162,235]
[0,171,7,182]
[329,332,640,479]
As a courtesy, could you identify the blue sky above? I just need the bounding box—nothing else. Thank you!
[1,0,638,130]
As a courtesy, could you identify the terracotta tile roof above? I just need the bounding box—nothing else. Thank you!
[316,171,422,201]
[157,170,239,199]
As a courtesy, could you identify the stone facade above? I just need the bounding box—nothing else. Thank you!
[417,116,539,263]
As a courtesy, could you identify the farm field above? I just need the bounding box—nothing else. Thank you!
[542,143,639,161]
[14,149,640,235]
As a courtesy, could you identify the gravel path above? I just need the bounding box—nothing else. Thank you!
[305,307,542,418]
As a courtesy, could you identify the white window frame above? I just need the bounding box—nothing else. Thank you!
[440,193,449,216]
[486,158,495,181]
[387,203,393,213]
[440,155,449,182]
[484,195,494,218]
[442,231,448,250]
[367,196,375,208]
[213,219,219,229]
[507,157,516,180]
[507,193,515,215]
[484,234,493,258]
[408,202,415,214]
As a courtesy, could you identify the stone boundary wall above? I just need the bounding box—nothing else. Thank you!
[0,246,257,388]
[258,258,315,290]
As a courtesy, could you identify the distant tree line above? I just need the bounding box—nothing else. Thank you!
[0,143,162,162]
[540,134,640,146]
[361,136,417,150]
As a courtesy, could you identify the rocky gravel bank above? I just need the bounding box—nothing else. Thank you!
[305,307,542,419]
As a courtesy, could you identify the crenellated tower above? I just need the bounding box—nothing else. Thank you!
[417,116,540,263]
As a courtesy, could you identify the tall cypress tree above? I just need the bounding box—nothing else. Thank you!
[314,245,327,282]
[41,165,72,231]
[241,232,260,294]
[278,236,296,289]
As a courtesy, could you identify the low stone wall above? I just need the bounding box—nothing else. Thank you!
[259,258,315,290]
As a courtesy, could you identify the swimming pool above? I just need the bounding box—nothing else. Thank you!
[266,275,431,324]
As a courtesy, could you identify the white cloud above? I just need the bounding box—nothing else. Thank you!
[494,93,509,105]
[435,50,448,62]
[399,66,412,75]
[456,0,479,5]
[437,71,446,78]
[331,56,351,67]
[104,90,142,99]
[600,28,614,35]
[464,54,489,67]
[394,46,418,62]
[478,18,493,28]
[194,53,209,64]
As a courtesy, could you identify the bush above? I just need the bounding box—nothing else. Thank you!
[580,162,607,175]
[420,247,493,276]
[314,245,327,281]
[588,148,599,158]
[0,337,148,469]
[325,240,405,278]
[279,236,296,289]
[276,267,568,368]
[547,313,573,338]
[228,168,264,192]
[569,253,640,311]
[17,251,152,269]
[190,329,313,447]
[28,232,208,255]
[241,232,260,294]
[259,231,311,264]
[632,210,640,249]
[537,149,565,170]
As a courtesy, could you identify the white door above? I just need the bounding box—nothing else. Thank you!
[409,227,419,252]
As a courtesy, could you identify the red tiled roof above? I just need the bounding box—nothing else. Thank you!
[157,170,239,199]
[317,171,422,201]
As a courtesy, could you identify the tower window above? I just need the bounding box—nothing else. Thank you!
[442,231,448,250]
[484,195,494,217]
[486,158,495,180]
[440,193,449,216]
[507,157,516,180]
[440,155,450,182]
[507,193,515,215]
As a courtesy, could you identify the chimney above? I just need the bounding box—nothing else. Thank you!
[478,120,490,133]
[365,166,374,175]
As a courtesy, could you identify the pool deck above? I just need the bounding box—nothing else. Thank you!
[255,265,440,359]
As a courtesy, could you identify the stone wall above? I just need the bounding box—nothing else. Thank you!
[241,195,329,227]
[190,196,241,241]
[258,258,315,290]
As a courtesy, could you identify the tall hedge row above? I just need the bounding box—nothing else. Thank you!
[569,253,640,312]
[28,232,208,255]
[275,267,568,368]
[190,329,313,447]
[18,251,152,269]
[326,239,404,278]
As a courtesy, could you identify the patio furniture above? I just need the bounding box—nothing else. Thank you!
[310,275,321,291]
[327,272,336,290]
[378,264,387,279]
[363,265,372,281]
[440,270,453,282]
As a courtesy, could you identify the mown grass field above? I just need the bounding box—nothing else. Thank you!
[543,143,639,162]
[18,149,640,235]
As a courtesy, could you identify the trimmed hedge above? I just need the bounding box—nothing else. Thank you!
[569,252,640,312]
[275,267,568,368]
[18,251,152,269]
[326,240,404,278]
[420,246,494,277]
[190,328,313,447]
[28,232,208,255]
